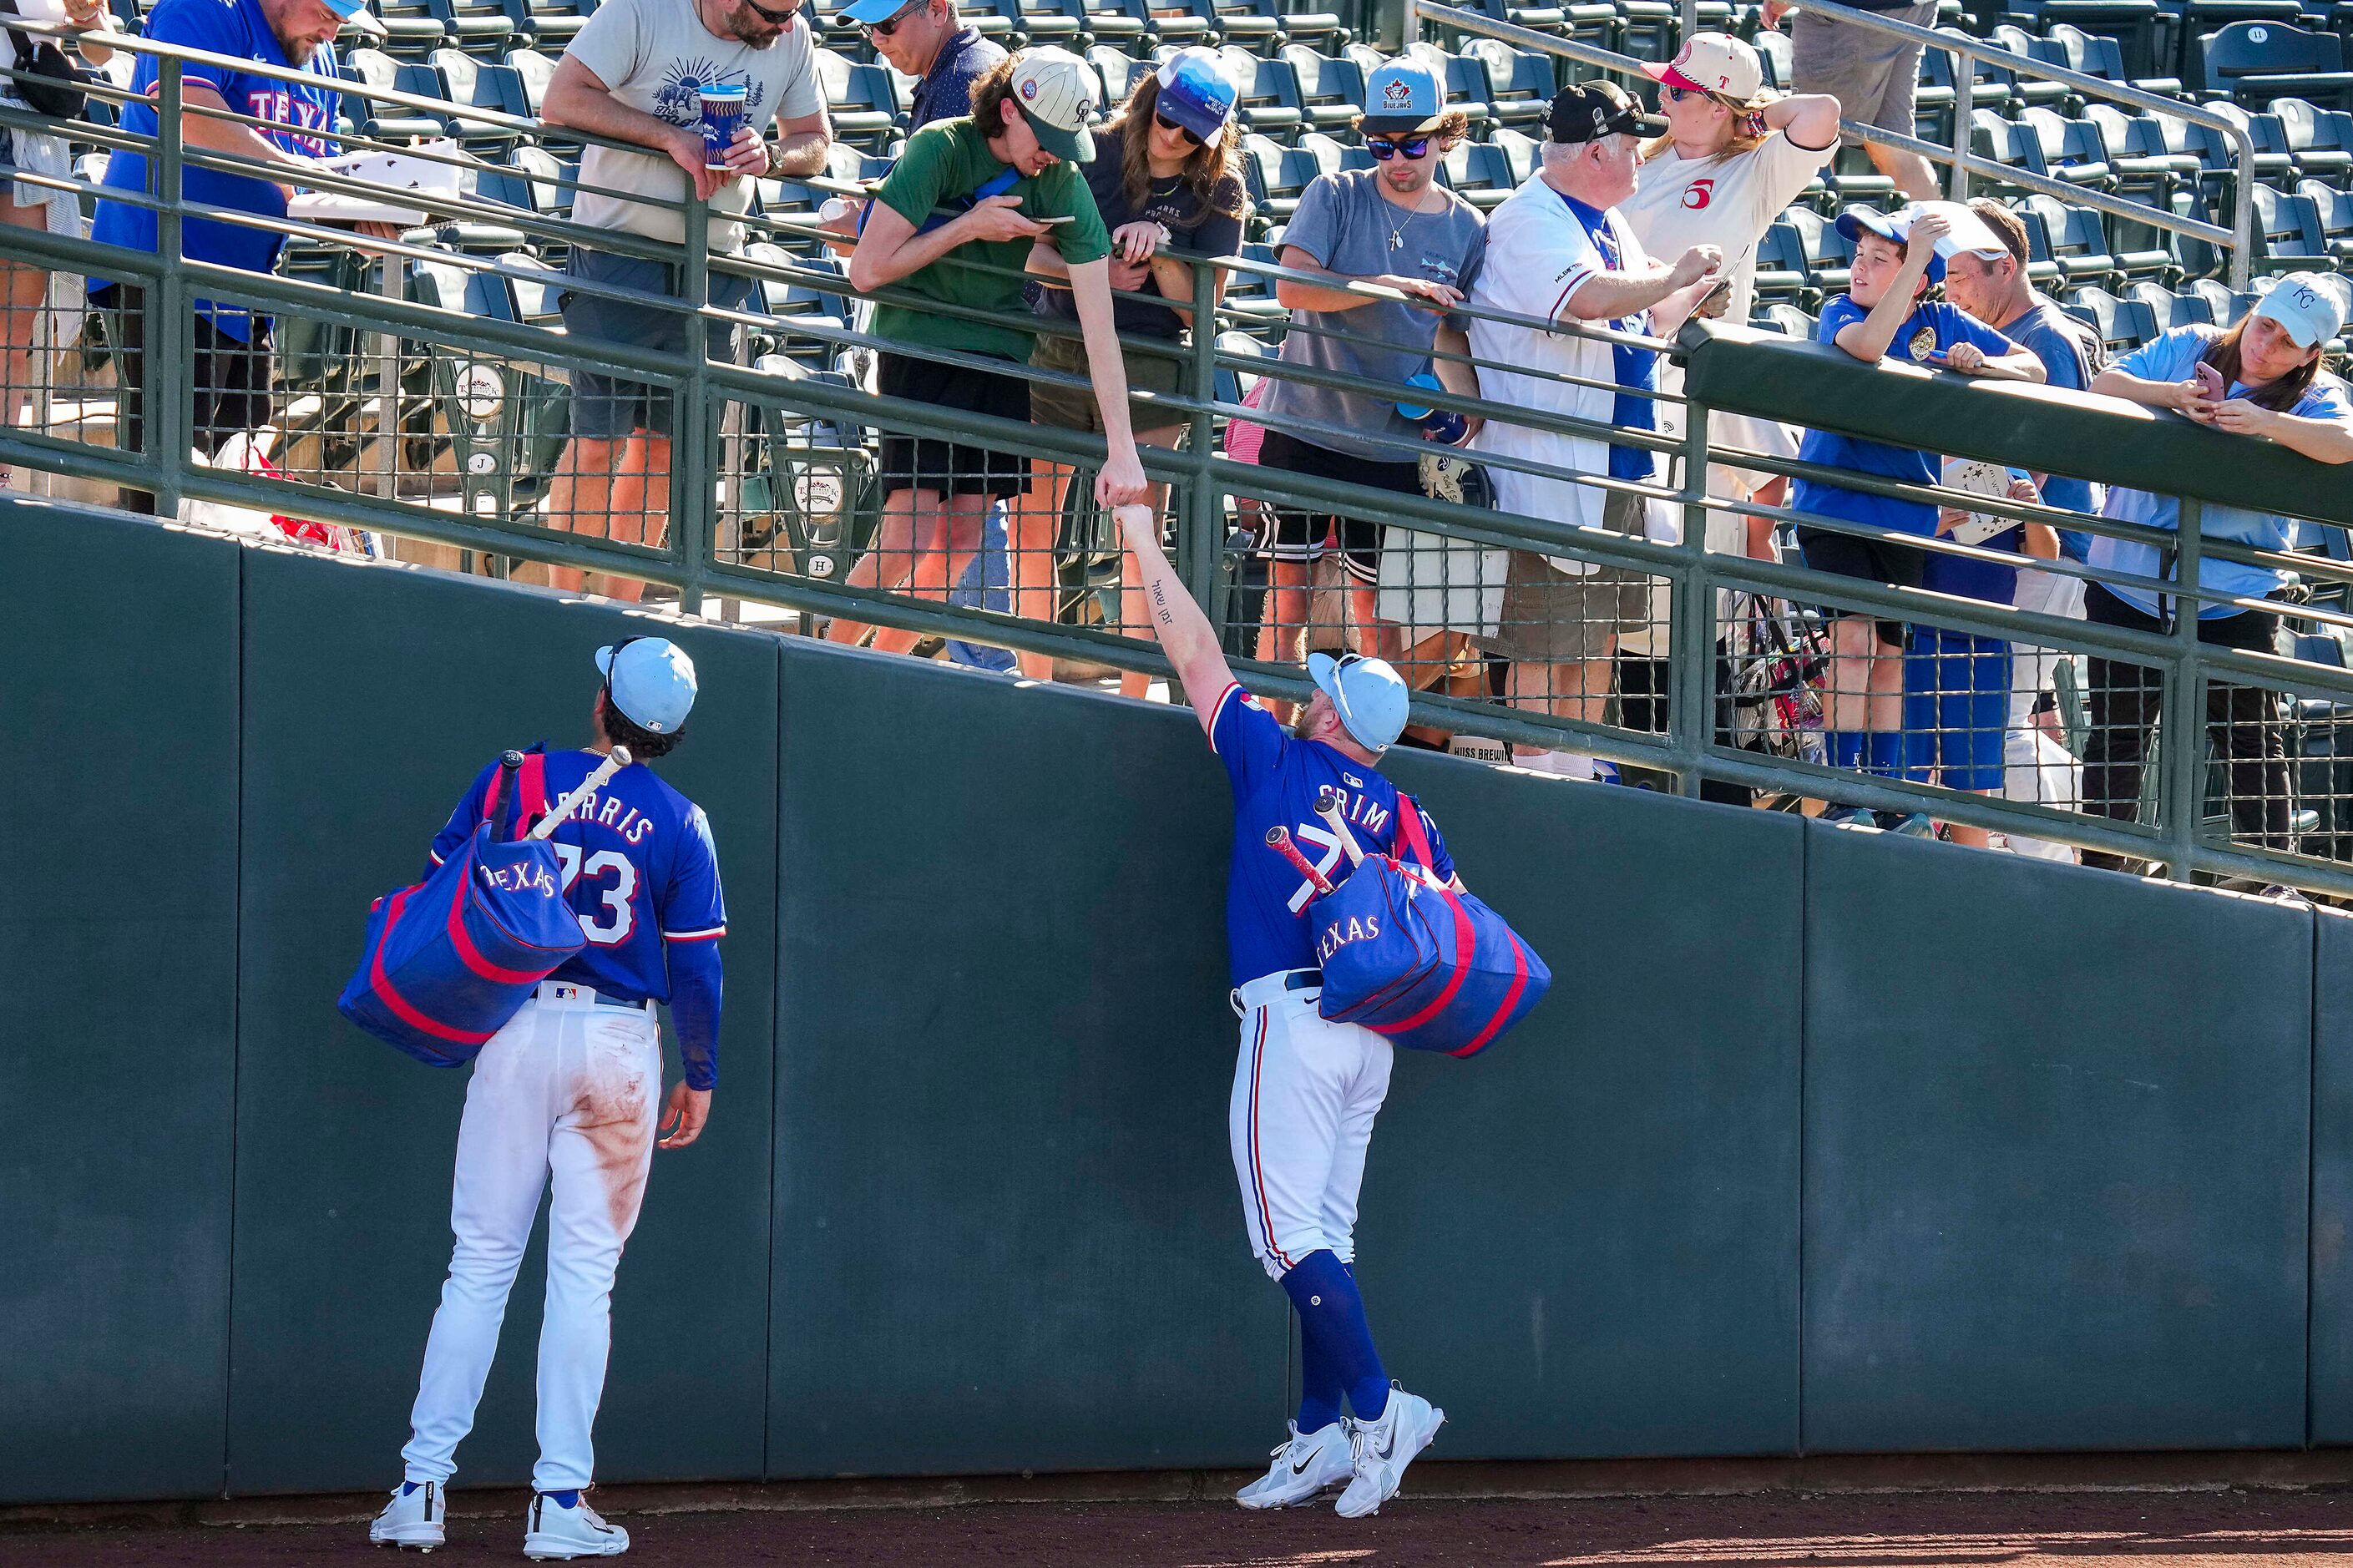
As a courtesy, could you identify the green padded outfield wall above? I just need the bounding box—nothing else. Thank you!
[7,498,2353,1504]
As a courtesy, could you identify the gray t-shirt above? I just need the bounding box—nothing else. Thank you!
[1263,168,1486,460]
[566,0,823,250]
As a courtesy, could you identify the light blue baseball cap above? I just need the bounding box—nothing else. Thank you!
[1154,46,1239,147]
[322,0,389,35]
[1308,651,1410,754]
[595,638,698,736]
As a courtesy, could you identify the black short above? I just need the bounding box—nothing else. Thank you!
[1256,429,1420,586]
[100,283,275,516]
[1795,524,1922,648]
[876,351,1031,499]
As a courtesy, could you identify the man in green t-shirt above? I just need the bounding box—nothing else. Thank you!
[828,47,1149,656]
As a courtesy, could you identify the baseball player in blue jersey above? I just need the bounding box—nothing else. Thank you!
[370,638,724,1560]
[1117,505,1459,1516]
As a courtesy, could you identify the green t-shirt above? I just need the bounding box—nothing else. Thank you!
[870,119,1111,362]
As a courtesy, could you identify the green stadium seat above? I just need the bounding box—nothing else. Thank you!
[1218,44,1308,136]
[814,48,902,149]
[427,49,525,159]
[2298,175,2353,255]
[1459,38,1556,130]
[2062,281,2159,351]
[2197,18,2353,109]
[2272,92,2353,175]
[1279,44,1367,132]
[421,0,518,58]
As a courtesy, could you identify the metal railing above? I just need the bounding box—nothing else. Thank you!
[1413,0,2260,288]
[2,23,2350,899]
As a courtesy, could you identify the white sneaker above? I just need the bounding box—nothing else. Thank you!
[367,1481,445,1550]
[1334,1384,1445,1519]
[524,1493,629,1560]
[1235,1420,1354,1510]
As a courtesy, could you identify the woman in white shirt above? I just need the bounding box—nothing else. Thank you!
[1612,33,1837,796]
[0,0,112,485]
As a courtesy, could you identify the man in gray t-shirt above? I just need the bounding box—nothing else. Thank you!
[1256,58,1486,684]
[539,0,831,599]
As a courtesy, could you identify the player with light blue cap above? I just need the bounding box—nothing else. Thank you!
[1306,651,1410,753]
[595,637,699,736]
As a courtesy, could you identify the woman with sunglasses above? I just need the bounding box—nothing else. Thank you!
[1021,46,1249,691]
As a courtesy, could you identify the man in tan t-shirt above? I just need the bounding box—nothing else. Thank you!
[539,0,831,599]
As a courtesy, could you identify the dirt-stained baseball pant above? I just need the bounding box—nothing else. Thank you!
[1230,972,1394,1282]
[400,986,660,1493]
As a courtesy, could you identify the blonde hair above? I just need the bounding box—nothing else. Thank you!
[1640,87,1775,164]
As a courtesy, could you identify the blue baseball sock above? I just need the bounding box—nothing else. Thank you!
[1831,731,1863,771]
[540,1490,580,1509]
[1297,1306,1344,1434]
[1864,731,1903,781]
[1281,1250,1389,1422]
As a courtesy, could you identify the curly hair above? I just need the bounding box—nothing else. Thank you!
[969,53,1020,139]
[597,688,683,760]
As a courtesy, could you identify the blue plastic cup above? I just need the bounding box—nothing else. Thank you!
[698,83,749,167]
[1396,371,1468,445]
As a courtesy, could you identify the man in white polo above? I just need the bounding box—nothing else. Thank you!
[1468,81,1722,779]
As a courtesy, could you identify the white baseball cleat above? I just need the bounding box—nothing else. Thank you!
[368,1481,445,1551]
[1235,1420,1354,1510]
[1334,1384,1445,1519]
[524,1492,630,1560]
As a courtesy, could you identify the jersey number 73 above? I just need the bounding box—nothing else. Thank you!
[553,842,638,944]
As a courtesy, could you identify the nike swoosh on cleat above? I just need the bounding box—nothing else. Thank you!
[1292,1454,1316,1475]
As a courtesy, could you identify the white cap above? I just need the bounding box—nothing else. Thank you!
[1642,33,1764,104]
[2254,271,2347,350]
[1010,47,1101,163]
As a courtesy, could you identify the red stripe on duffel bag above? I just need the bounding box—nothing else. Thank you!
[447,875,549,985]
[371,888,498,1047]
[1452,933,1531,1058]
[1387,883,1475,1032]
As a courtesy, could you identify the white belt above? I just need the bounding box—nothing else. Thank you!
[1232,969,1322,1014]
[534,980,655,1015]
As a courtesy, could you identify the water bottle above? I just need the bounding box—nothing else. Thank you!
[1396,372,1468,446]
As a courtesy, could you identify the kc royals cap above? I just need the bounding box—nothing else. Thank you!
[1360,58,1445,136]
[1154,46,1239,148]
[321,0,389,37]
[1641,33,1764,104]
[1010,47,1101,163]
[2254,271,2347,350]
[1308,651,1411,754]
[595,638,698,736]
[1546,80,1663,144]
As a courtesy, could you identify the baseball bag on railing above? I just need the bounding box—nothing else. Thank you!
[1309,792,1550,1059]
[336,745,627,1067]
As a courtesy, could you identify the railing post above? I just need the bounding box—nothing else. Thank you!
[2161,495,2204,878]
[1667,393,1714,798]
[675,193,711,616]
[1950,45,1972,202]
[1180,251,1222,633]
[150,58,187,519]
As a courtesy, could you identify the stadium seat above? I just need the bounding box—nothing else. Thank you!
[340,48,449,144]
[1491,124,1544,186]
[1789,206,1855,296]
[814,48,902,150]
[497,0,589,52]
[2249,180,2335,262]
[1279,45,1366,133]
[2197,19,2353,109]
[1141,0,1220,48]
[1979,26,2073,109]
[1969,108,2052,200]
[1080,0,1151,48]
[991,0,1089,47]
[2273,94,2353,177]
[1217,46,1308,137]
[1752,28,1794,91]
[1751,300,1818,336]
[427,49,525,159]
[2063,282,2159,352]
[1089,45,1154,113]
[371,0,452,59]
[1394,43,1495,132]
[1221,240,1286,327]
[1617,0,1680,65]
[1458,38,1556,130]
[1241,130,1344,223]
[2299,175,2353,255]
[2188,272,2259,319]
[1438,139,1513,208]
[2047,18,2184,99]
[1919,34,2017,144]
[2019,105,2121,191]
[423,0,518,58]
[2023,193,2124,287]
[2174,0,2309,79]
[1752,215,1813,306]
[2130,274,2218,326]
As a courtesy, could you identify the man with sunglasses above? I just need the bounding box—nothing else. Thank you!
[538,0,832,600]
[844,0,1003,129]
[1257,58,1487,684]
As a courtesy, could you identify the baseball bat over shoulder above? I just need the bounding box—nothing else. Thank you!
[528,746,632,842]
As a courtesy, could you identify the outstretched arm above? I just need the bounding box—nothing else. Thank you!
[1116,503,1236,733]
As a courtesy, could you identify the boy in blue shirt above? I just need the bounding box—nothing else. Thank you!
[1790,205,2045,818]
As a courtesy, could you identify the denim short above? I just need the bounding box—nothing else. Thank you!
[558,245,753,441]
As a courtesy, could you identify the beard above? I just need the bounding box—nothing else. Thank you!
[1290,709,1319,740]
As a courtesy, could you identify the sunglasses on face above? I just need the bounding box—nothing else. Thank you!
[1366,135,1431,160]
[742,0,801,21]
[1152,109,1205,147]
[863,0,922,33]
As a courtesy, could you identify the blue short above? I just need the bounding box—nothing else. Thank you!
[1903,626,2011,793]
[558,245,755,441]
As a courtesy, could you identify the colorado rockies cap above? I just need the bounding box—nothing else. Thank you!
[1546,80,1663,144]
[1641,33,1764,104]
[1360,58,1445,135]
[1308,651,1411,755]
[2253,271,2347,350]
[321,0,389,37]
[1010,47,1101,163]
[1154,46,1239,148]
[595,638,698,736]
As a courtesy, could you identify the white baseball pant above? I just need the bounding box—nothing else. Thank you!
[1229,971,1393,1282]
[400,985,660,1493]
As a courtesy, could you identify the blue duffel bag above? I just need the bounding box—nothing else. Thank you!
[337,748,588,1068]
[1313,797,1550,1059]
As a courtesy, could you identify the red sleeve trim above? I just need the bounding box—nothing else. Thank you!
[664,927,726,943]
[1205,681,1244,754]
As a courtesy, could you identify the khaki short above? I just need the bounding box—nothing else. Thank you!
[1793,1,1936,144]
[1027,329,1187,435]
[1498,492,1652,663]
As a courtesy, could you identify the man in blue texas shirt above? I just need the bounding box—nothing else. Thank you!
[91,0,377,509]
